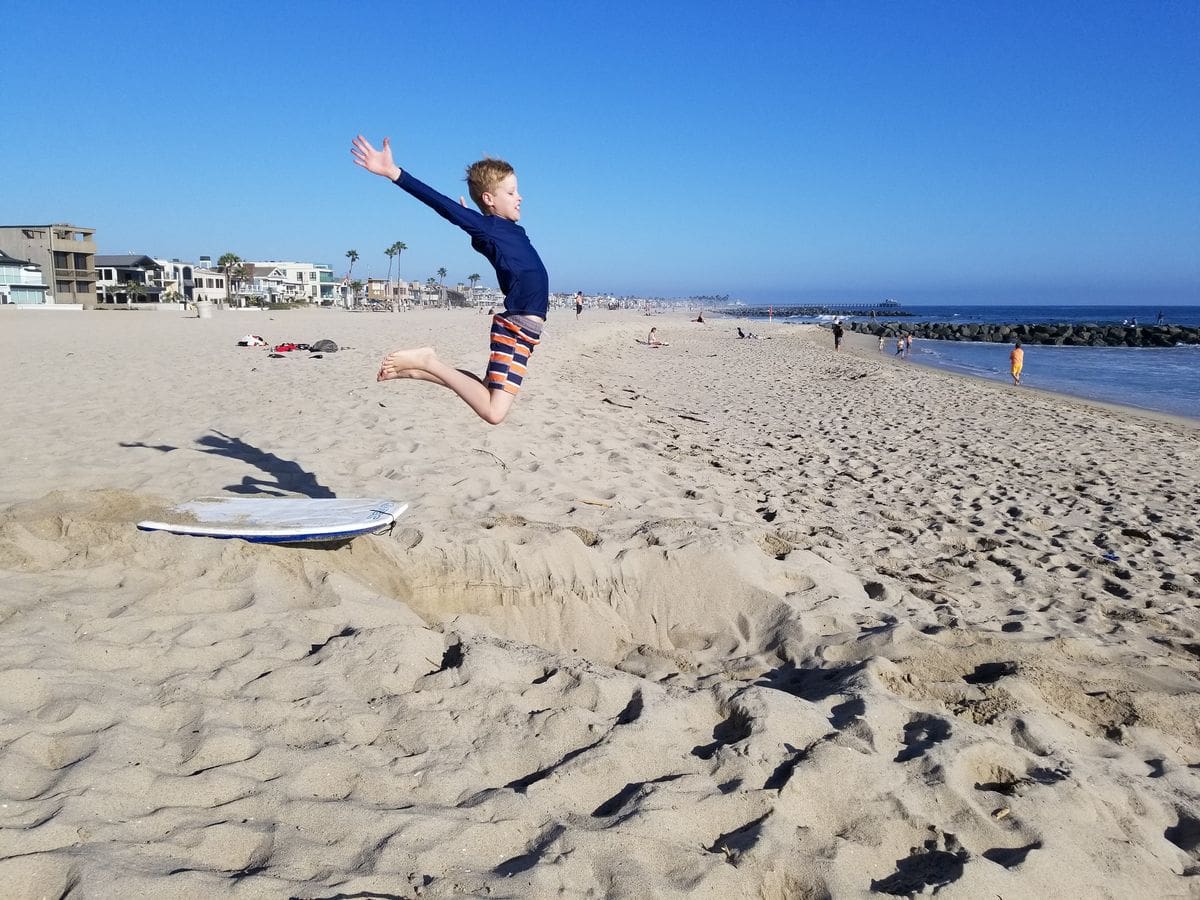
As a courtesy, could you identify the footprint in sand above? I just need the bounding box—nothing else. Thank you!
[705,810,773,864]
[894,714,952,763]
[962,661,1018,685]
[870,830,968,895]
[982,841,1043,869]
[691,707,753,760]
[1165,811,1200,875]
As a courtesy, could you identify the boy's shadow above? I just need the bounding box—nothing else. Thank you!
[120,430,335,498]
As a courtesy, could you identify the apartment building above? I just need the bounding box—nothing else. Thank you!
[0,224,97,305]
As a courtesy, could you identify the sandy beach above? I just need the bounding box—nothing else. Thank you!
[1,306,1198,898]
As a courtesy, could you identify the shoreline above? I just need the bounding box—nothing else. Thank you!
[746,316,1199,427]
[815,320,1200,429]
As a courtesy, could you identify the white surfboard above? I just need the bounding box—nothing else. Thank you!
[137,497,408,544]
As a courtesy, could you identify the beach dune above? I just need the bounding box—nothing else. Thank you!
[1,307,1198,897]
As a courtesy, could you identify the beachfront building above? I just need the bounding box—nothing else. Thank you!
[366,277,404,307]
[153,258,196,303]
[95,254,166,304]
[0,249,51,305]
[191,267,227,304]
[240,263,305,305]
[465,284,504,310]
[0,224,97,305]
[241,261,327,304]
[363,277,451,308]
[412,279,448,307]
[316,264,338,305]
[366,278,437,308]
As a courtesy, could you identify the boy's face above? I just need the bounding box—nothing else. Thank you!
[483,174,521,222]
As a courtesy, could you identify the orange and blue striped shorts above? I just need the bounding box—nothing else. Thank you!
[486,314,543,395]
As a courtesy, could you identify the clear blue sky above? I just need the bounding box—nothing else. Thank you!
[4,1,1197,305]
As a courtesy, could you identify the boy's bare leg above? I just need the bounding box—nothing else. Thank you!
[378,347,516,424]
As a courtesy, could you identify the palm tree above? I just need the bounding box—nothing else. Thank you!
[345,250,358,308]
[233,263,251,307]
[437,266,447,307]
[468,273,481,296]
[350,279,363,306]
[121,280,146,305]
[391,242,407,306]
[218,252,241,307]
[384,244,397,305]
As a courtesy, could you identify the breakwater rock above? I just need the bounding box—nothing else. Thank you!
[843,321,1200,348]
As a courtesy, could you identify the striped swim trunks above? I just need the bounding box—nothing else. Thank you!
[486,314,543,395]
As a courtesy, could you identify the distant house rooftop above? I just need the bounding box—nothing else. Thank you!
[0,249,39,268]
[95,254,160,268]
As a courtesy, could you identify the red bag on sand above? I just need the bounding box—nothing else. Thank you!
[272,343,298,352]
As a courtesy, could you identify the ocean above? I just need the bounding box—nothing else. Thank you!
[758,304,1200,421]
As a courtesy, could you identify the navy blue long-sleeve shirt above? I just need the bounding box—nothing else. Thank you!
[394,170,550,319]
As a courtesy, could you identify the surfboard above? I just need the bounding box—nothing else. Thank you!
[137,497,408,544]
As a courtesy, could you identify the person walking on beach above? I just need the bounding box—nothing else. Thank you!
[1010,340,1024,385]
[832,321,844,351]
[352,135,548,425]
[575,291,584,318]
[878,334,885,352]
[895,334,904,356]
[905,333,913,355]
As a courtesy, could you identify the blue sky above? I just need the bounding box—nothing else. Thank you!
[3,1,1197,304]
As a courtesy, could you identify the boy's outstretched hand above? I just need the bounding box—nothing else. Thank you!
[352,135,402,181]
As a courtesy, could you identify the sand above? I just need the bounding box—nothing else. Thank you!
[1,306,1198,898]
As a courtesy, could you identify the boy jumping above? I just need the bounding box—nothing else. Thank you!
[351,135,549,425]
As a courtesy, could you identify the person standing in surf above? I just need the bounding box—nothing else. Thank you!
[1010,340,1024,385]
[351,134,549,425]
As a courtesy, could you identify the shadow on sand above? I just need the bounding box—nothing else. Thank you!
[121,430,335,498]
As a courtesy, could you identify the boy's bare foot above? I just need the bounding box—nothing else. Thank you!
[378,347,437,381]
[388,368,448,385]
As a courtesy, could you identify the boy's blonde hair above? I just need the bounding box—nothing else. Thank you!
[466,157,515,211]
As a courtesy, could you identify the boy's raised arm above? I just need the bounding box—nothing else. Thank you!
[353,133,488,239]
[351,135,402,181]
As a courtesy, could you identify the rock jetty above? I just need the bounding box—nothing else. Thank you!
[843,320,1200,348]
